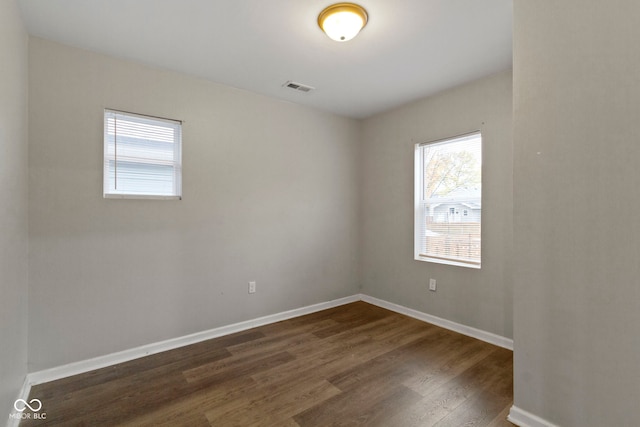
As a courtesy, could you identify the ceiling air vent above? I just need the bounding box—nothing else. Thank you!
[283,81,315,93]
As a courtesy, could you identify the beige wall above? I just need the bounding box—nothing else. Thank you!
[513,2,640,425]
[0,0,29,416]
[27,37,361,371]
[361,70,513,339]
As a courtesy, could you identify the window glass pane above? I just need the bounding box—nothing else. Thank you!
[104,110,182,199]
[415,132,481,268]
[107,161,175,195]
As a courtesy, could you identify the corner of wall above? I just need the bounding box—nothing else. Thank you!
[0,0,30,422]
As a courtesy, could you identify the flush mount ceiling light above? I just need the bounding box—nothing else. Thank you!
[318,3,368,42]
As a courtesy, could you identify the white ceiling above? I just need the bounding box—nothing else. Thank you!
[17,0,513,119]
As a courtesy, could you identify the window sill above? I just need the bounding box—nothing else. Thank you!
[103,194,182,200]
[415,254,481,269]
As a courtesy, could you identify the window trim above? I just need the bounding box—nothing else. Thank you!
[414,131,482,269]
[103,109,183,200]
[103,193,182,200]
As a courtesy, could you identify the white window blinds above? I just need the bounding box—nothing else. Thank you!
[104,109,182,199]
[414,132,482,268]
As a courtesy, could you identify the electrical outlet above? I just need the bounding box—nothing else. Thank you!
[248,281,256,294]
[429,278,437,291]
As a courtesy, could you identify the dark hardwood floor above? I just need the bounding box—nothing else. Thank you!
[22,302,514,426]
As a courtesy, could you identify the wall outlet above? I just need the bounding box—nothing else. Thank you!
[248,281,256,294]
[429,278,437,291]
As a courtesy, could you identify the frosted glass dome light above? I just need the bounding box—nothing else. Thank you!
[318,3,368,42]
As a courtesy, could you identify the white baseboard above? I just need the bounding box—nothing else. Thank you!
[508,405,560,427]
[22,292,512,396]
[360,294,514,350]
[25,294,360,387]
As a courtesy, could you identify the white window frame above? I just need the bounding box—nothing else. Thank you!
[103,109,182,200]
[414,131,482,269]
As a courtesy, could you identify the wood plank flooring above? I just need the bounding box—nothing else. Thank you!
[21,302,514,426]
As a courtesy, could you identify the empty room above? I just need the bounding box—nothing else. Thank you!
[2,1,639,426]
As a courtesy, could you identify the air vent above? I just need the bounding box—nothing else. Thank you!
[283,81,315,93]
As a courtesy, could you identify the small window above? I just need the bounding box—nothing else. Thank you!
[104,109,182,199]
[414,132,482,268]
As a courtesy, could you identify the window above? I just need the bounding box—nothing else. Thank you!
[104,109,182,199]
[414,132,482,268]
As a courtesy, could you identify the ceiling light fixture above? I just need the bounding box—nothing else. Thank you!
[318,3,368,42]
